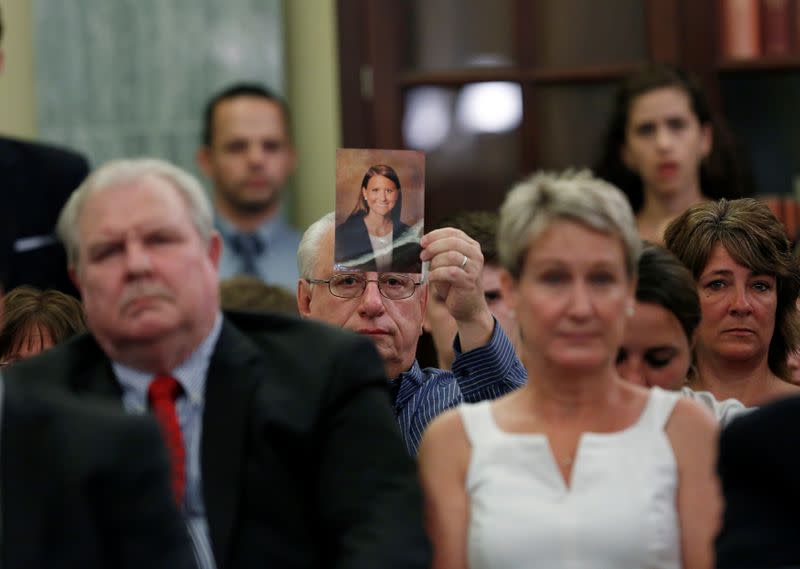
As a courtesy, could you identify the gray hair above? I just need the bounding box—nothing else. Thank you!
[497,170,641,279]
[297,212,335,279]
[57,158,214,267]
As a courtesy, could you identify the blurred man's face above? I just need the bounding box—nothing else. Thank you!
[198,96,296,217]
[71,176,221,357]
[297,228,427,380]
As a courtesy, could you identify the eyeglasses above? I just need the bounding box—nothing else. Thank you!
[307,273,422,300]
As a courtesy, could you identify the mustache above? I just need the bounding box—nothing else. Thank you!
[119,282,173,309]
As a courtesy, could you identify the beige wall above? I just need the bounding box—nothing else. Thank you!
[285,1,341,230]
[0,0,36,138]
[0,1,342,229]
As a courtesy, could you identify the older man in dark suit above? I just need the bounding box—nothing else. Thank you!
[6,158,429,569]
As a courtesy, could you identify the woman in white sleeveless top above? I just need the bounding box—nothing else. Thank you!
[419,171,720,569]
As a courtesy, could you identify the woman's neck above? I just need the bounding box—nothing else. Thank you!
[519,354,621,417]
[637,182,705,242]
[363,210,393,236]
[691,352,794,407]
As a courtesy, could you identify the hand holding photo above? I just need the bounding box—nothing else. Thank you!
[335,149,424,273]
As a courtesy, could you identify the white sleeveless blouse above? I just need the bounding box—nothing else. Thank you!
[461,386,682,569]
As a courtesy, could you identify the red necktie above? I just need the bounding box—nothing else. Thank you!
[147,375,186,507]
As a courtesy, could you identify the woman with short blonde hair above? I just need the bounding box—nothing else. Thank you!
[420,170,719,569]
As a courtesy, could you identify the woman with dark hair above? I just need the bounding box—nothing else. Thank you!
[335,164,421,273]
[664,198,800,407]
[0,285,86,366]
[595,64,753,243]
[617,242,746,424]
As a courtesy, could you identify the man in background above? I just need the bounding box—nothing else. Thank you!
[197,83,300,290]
[0,4,88,296]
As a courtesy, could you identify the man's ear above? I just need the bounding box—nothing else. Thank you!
[288,144,298,176]
[207,231,222,268]
[297,279,312,318]
[418,283,429,335]
[196,145,213,179]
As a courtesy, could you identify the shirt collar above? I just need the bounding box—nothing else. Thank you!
[392,360,424,410]
[112,312,223,405]
[215,213,290,248]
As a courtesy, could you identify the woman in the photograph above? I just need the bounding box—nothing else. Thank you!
[335,164,421,273]
[595,64,752,243]
[616,242,746,424]
[664,198,800,407]
[419,171,719,569]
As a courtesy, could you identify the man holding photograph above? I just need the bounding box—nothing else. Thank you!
[297,212,526,455]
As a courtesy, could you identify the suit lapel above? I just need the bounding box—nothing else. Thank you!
[65,334,125,403]
[202,319,263,566]
[1,380,56,569]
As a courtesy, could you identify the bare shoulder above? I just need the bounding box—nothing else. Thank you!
[668,396,717,432]
[419,408,470,462]
[774,378,800,395]
[665,397,718,458]
[418,407,474,484]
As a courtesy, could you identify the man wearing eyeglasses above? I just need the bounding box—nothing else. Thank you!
[297,213,526,455]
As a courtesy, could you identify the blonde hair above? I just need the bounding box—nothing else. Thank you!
[497,170,641,279]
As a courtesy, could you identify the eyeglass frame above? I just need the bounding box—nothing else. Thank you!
[306,272,424,300]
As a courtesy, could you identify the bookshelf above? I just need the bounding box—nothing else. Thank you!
[337,0,800,226]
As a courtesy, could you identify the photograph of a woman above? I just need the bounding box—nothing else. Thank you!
[335,150,423,273]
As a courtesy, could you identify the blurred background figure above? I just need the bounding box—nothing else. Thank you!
[664,198,800,407]
[219,275,298,314]
[616,242,746,424]
[420,171,719,569]
[595,64,752,244]
[716,395,800,569]
[197,83,300,290]
[0,285,85,366]
[0,4,88,297]
[422,210,519,370]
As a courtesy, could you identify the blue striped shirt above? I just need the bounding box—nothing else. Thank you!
[113,313,222,569]
[393,320,526,455]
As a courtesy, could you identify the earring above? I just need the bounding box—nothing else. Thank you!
[626,304,635,317]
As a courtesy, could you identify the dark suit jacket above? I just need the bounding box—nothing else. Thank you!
[1,375,196,569]
[0,137,88,296]
[715,396,800,568]
[6,310,430,569]
[335,212,422,273]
